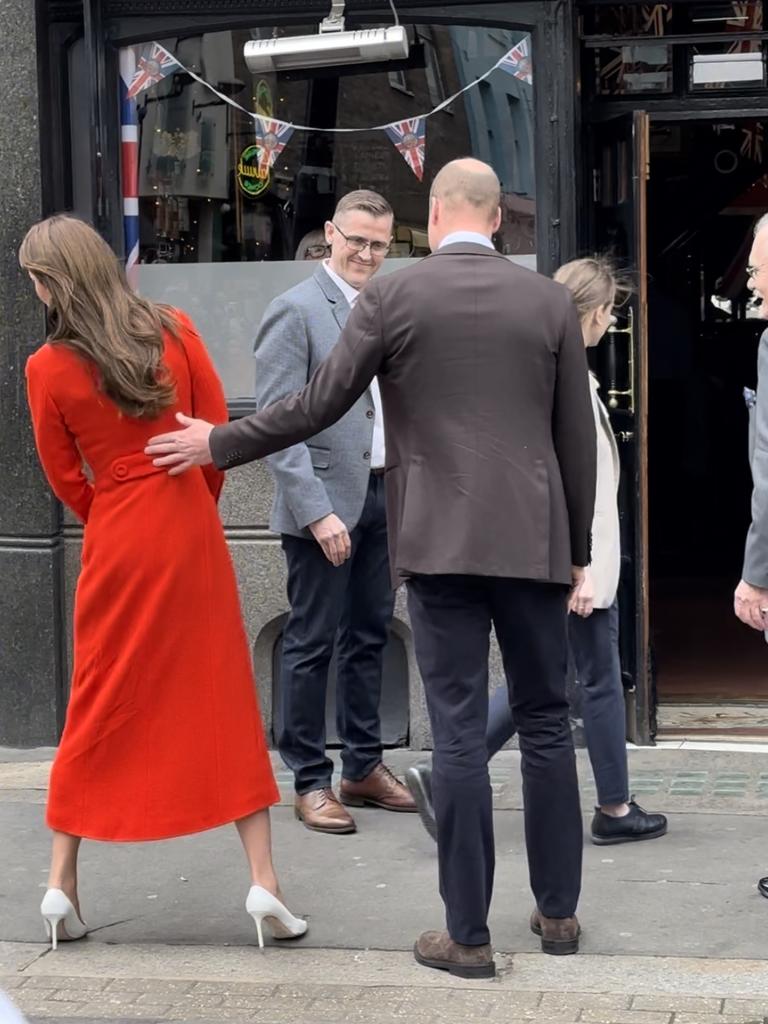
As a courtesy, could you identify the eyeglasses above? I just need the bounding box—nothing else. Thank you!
[331,222,391,257]
[304,244,330,259]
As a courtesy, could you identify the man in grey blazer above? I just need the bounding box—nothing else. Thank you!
[252,190,415,834]
[734,213,768,898]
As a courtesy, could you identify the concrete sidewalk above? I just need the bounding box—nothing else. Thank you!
[1,745,767,1023]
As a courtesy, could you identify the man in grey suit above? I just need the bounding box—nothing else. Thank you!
[734,213,768,899]
[148,159,596,977]
[252,190,415,835]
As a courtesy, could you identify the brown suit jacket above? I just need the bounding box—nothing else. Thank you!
[211,242,596,585]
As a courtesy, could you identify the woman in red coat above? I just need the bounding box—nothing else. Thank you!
[20,215,306,951]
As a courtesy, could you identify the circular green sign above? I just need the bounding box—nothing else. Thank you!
[237,144,270,198]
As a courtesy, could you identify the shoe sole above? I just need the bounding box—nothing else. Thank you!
[340,796,417,812]
[294,810,356,834]
[404,771,438,842]
[530,922,580,955]
[591,823,668,846]
[413,944,496,978]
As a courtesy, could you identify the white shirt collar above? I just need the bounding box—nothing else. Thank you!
[323,260,360,307]
[439,231,495,250]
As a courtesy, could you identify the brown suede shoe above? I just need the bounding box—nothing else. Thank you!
[294,788,356,834]
[530,908,580,955]
[414,930,495,978]
[340,763,417,811]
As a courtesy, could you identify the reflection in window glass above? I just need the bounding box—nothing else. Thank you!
[595,44,673,94]
[123,24,537,398]
[583,1,763,38]
[582,3,674,37]
[691,43,766,89]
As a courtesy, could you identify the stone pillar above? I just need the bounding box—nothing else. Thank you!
[0,0,65,745]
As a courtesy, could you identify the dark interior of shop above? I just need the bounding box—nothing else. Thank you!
[647,118,768,703]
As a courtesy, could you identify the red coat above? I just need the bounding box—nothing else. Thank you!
[25,312,278,841]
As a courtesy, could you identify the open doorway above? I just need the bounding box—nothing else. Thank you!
[647,117,768,719]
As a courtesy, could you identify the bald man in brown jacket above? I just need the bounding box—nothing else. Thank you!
[148,158,597,977]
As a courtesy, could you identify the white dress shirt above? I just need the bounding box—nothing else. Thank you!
[323,261,385,469]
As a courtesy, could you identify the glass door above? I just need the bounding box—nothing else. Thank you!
[590,110,653,743]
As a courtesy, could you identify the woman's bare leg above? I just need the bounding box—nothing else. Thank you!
[236,810,279,894]
[48,831,82,916]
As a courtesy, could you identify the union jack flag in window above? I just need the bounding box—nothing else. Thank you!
[500,37,533,86]
[254,117,295,175]
[384,118,426,181]
[126,43,179,100]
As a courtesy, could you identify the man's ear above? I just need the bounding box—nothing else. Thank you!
[324,220,334,245]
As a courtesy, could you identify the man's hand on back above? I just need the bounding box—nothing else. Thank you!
[309,513,351,567]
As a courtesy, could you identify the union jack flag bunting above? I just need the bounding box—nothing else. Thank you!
[254,117,295,175]
[126,43,179,99]
[500,36,533,85]
[384,118,426,181]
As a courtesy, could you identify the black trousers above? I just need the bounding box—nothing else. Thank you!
[486,601,629,807]
[278,474,394,794]
[407,574,583,946]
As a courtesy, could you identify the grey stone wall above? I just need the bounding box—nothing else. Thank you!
[0,0,66,745]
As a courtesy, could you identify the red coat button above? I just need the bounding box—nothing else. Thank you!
[114,463,128,478]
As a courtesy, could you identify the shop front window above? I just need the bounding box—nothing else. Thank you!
[118,24,536,402]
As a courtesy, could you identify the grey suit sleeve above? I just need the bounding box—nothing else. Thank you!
[743,330,768,587]
[254,300,333,530]
[211,282,384,470]
[553,292,597,568]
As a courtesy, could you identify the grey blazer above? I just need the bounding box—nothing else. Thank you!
[744,329,768,587]
[254,264,375,538]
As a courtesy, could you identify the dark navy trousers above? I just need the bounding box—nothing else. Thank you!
[278,473,394,795]
[407,574,582,946]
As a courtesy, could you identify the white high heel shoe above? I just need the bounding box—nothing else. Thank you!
[40,888,88,951]
[245,886,307,949]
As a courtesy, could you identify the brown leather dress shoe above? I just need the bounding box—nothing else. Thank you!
[340,763,418,811]
[294,788,356,834]
[530,908,580,955]
[414,929,495,979]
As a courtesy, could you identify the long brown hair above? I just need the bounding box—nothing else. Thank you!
[19,215,177,419]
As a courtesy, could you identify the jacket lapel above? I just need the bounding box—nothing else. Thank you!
[313,264,351,331]
[312,264,371,407]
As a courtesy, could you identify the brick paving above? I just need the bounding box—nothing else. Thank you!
[3,974,768,1024]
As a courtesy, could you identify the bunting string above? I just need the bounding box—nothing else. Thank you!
[120,36,532,266]
[124,36,532,133]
